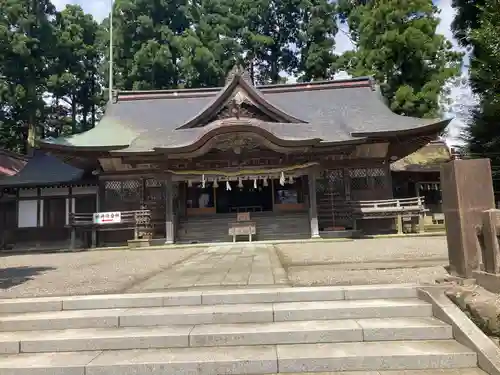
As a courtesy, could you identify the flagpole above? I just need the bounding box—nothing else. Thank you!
[108,0,114,102]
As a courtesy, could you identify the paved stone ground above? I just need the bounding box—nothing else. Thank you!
[126,244,288,293]
[0,236,449,298]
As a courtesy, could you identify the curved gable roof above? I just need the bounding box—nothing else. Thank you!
[38,68,450,153]
[176,69,306,129]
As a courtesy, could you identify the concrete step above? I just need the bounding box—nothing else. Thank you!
[0,340,477,374]
[0,298,432,331]
[0,284,418,313]
[0,317,452,354]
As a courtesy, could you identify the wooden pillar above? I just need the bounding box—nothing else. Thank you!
[441,159,495,278]
[271,178,275,209]
[165,173,174,244]
[308,169,320,238]
[67,187,76,250]
[36,188,42,227]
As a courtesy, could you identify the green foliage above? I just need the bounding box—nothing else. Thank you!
[297,0,337,81]
[337,0,462,118]
[457,0,500,182]
[0,0,104,152]
[0,0,57,152]
[468,1,500,99]
[0,0,462,153]
[451,0,485,48]
[48,4,103,134]
[109,0,339,88]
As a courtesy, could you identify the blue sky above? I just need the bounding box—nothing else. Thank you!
[51,0,474,144]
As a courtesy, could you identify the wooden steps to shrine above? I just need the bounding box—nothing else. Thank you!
[177,211,311,243]
[0,284,483,374]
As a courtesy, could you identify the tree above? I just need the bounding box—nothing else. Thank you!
[458,0,500,181]
[179,0,242,88]
[0,0,56,152]
[109,0,192,90]
[48,4,104,135]
[297,0,338,81]
[230,0,304,84]
[337,0,462,118]
[451,0,485,48]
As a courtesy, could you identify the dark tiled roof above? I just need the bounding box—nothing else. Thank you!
[39,73,450,153]
[0,150,86,187]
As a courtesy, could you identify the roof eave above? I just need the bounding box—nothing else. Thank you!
[38,140,130,153]
[0,178,97,189]
[351,119,451,138]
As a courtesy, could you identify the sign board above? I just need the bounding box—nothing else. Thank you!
[229,224,256,236]
[93,211,121,225]
[237,212,250,222]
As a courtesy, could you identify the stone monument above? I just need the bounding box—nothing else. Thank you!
[440,158,495,278]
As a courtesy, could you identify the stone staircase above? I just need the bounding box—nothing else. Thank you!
[177,211,311,243]
[0,284,486,374]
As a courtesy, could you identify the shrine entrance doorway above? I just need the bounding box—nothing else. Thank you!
[215,180,273,213]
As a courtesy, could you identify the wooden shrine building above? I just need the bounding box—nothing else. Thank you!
[6,66,450,246]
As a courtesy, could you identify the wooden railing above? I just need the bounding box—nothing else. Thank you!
[68,210,151,249]
[348,196,426,234]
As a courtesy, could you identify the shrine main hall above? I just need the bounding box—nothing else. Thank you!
[12,66,449,246]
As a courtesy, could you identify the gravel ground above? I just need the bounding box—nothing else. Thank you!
[0,248,202,298]
[287,265,448,286]
[0,236,450,298]
[275,237,448,267]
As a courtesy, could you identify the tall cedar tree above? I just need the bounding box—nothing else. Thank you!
[48,4,103,135]
[338,0,462,118]
[0,0,104,151]
[0,0,56,152]
[457,1,500,179]
[297,0,337,81]
[110,0,192,90]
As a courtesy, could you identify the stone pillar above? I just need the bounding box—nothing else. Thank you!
[308,169,320,238]
[440,159,495,278]
[165,173,174,244]
[479,209,500,274]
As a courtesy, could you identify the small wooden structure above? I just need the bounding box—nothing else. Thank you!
[68,210,152,249]
[349,197,427,234]
[228,212,256,242]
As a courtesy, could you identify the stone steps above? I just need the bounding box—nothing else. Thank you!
[0,284,418,313]
[177,211,310,242]
[0,298,433,331]
[0,317,452,354]
[0,340,477,374]
[0,284,483,374]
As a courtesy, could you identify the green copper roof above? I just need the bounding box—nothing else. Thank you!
[39,73,450,153]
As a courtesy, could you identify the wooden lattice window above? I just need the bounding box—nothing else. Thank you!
[104,180,142,211]
[349,168,386,191]
[349,168,369,190]
[368,167,386,189]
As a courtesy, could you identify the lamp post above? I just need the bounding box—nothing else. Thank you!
[109,0,114,103]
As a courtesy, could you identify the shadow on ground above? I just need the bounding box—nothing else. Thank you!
[0,266,56,290]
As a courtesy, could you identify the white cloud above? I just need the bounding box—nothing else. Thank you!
[53,0,110,21]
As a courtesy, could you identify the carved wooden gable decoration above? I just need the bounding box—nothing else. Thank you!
[176,65,306,130]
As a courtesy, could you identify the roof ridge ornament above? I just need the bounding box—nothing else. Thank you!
[226,65,253,85]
